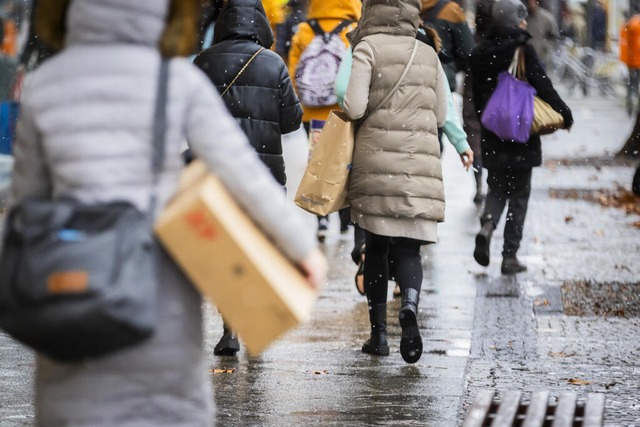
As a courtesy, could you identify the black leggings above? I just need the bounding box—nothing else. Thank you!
[364,231,423,306]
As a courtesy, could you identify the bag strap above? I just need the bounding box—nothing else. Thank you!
[308,19,353,43]
[508,47,527,81]
[219,48,265,98]
[149,59,170,216]
[367,40,420,116]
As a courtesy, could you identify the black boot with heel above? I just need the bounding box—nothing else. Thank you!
[362,303,390,356]
[399,288,422,364]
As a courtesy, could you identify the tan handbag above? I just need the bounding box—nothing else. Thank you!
[515,48,565,136]
[295,110,354,216]
[531,96,564,135]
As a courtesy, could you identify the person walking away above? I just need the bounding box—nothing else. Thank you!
[262,0,286,38]
[11,0,326,425]
[194,0,303,357]
[569,3,587,46]
[470,0,573,275]
[420,0,480,202]
[196,0,224,54]
[420,0,474,92]
[343,0,449,364]
[591,0,607,51]
[276,0,308,63]
[334,25,474,297]
[621,11,640,190]
[620,12,640,116]
[525,0,559,70]
[288,0,361,242]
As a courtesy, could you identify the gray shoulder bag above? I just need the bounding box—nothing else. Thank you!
[0,59,170,363]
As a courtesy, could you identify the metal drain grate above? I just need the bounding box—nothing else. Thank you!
[463,390,605,427]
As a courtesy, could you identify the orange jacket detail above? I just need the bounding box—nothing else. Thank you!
[621,15,640,68]
[287,0,361,123]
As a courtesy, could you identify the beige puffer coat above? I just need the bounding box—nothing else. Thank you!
[343,0,448,243]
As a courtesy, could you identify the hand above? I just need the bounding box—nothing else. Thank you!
[298,248,328,292]
[460,149,474,171]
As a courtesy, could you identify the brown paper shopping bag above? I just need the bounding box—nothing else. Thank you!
[295,111,354,216]
[155,161,317,355]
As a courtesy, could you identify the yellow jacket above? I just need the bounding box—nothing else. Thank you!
[288,0,361,123]
[262,0,285,28]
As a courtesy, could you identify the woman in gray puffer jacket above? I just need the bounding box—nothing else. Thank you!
[10,0,326,425]
[343,0,448,364]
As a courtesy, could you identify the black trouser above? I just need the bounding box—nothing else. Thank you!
[363,232,423,306]
[482,168,532,257]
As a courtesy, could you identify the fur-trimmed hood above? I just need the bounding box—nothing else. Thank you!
[36,0,199,57]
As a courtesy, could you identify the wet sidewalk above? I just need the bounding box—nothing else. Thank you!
[0,87,639,426]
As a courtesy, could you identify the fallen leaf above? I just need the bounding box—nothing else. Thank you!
[535,298,550,306]
[595,229,605,237]
[549,351,576,358]
[568,378,592,386]
[209,368,236,374]
[564,216,574,223]
[632,221,640,228]
[312,370,329,375]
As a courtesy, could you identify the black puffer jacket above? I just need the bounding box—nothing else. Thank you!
[470,26,573,169]
[194,0,303,185]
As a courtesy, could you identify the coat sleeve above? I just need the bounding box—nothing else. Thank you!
[442,77,470,154]
[184,70,316,263]
[343,42,374,121]
[524,43,573,128]
[278,61,303,134]
[7,89,50,208]
[435,61,448,128]
[334,47,353,109]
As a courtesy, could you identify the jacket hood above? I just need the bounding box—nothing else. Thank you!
[307,0,362,21]
[472,25,530,66]
[349,0,421,45]
[36,0,199,57]
[213,0,274,48]
[486,24,531,43]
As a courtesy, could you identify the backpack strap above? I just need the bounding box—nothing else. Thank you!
[421,0,449,23]
[307,19,354,43]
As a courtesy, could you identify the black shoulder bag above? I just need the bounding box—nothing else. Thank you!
[0,59,170,363]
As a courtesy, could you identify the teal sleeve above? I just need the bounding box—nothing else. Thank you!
[334,48,353,109]
[442,80,471,154]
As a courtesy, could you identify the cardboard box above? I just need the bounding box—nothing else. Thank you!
[155,161,317,355]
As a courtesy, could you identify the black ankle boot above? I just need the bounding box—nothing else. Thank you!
[399,289,422,364]
[501,256,527,274]
[362,303,390,356]
[214,322,240,356]
[474,221,494,267]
